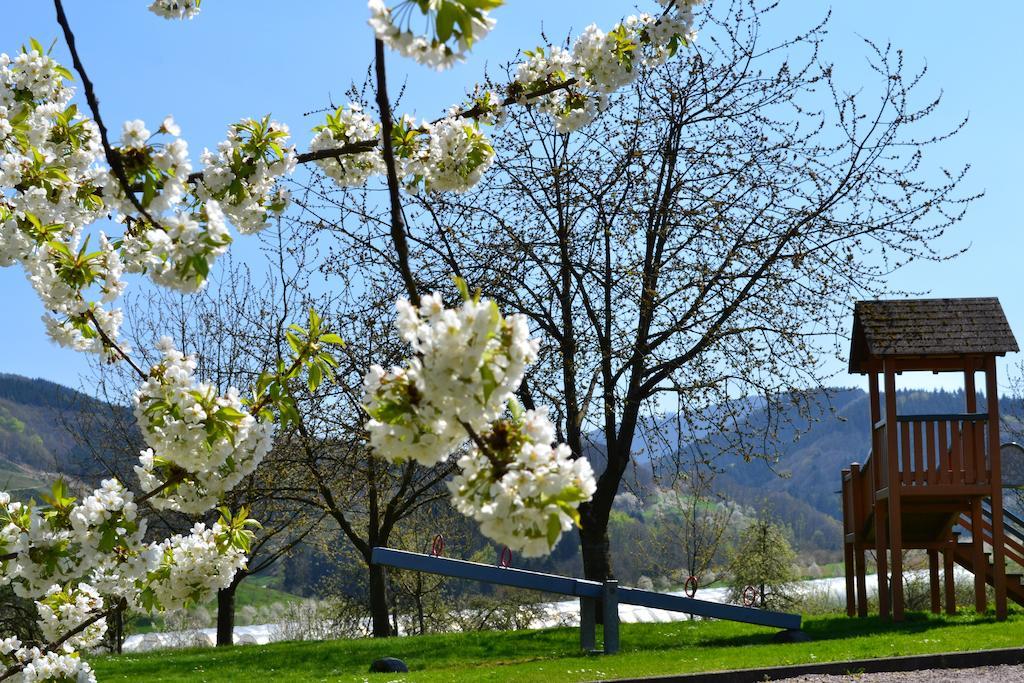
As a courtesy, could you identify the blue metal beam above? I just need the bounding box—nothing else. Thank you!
[371,547,801,631]
[618,587,801,630]
[371,547,604,598]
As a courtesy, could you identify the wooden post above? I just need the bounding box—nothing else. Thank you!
[928,549,941,614]
[869,373,881,426]
[844,540,856,617]
[884,360,904,621]
[869,372,890,619]
[602,580,620,655]
[854,540,868,617]
[965,366,988,614]
[965,366,977,414]
[875,506,889,619]
[580,597,596,651]
[850,463,868,617]
[985,357,1008,621]
[971,495,987,613]
[944,539,956,615]
[842,470,855,617]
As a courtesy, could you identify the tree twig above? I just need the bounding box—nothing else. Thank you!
[52,0,161,234]
[373,38,420,306]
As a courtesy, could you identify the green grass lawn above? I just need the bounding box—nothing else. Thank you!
[94,609,1024,682]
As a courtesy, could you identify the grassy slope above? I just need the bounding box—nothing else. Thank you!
[232,574,303,610]
[0,458,48,499]
[131,574,302,633]
[95,610,1024,682]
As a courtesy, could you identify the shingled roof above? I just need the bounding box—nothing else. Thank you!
[848,297,1018,374]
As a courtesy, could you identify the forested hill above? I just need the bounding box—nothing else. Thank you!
[3,371,1020,560]
[629,387,1023,530]
[0,373,128,498]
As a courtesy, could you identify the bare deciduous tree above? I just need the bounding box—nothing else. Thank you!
[379,1,977,582]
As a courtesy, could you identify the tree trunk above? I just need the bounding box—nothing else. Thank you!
[579,511,615,582]
[415,573,425,635]
[216,573,243,647]
[369,562,393,637]
[113,603,123,655]
[578,442,629,582]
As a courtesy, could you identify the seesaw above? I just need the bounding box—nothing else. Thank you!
[371,543,804,654]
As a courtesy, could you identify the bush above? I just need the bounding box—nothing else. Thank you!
[726,516,798,609]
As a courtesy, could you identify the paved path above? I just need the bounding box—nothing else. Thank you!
[777,663,1024,682]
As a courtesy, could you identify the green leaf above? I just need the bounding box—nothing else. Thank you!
[285,331,302,355]
[307,362,322,393]
[217,406,248,421]
[508,396,523,422]
[308,307,321,335]
[546,514,562,548]
[319,333,344,346]
[453,275,470,301]
[436,3,457,43]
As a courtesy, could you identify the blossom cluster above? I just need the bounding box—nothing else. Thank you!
[1,485,252,680]
[0,637,95,683]
[36,583,107,651]
[0,43,296,365]
[310,104,385,187]
[196,116,296,233]
[148,0,201,20]
[313,108,496,195]
[139,521,249,612]
[514,1,704,132]
[363,292,596,553]
[449,407,596,556]
[363,292,537,465]
[399,116,495,194]
[1,483,253,656]
[368,0,497,70]
[0,44,123,355]
[133,337,275,514]
[1,481,135,600]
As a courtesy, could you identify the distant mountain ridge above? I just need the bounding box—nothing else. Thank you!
[0,373,129,498]
[622,387,1023,551]
[2,372,1018,558]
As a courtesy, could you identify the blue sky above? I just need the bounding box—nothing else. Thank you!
[2,2,1022,396]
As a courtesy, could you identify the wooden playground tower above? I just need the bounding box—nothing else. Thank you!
[841,298,1021,621]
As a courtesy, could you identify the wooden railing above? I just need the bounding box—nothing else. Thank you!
[843,412,991,539]
[870,413,990,489]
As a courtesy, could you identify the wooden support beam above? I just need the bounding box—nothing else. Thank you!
[869,373,881,425]
[844,539,856,617]
[894,485,993,497]
[985,357,1008,621]
[884,360,905,621]
[928,549,941,614]
[580,598,596,651]
[854,542,868,617]
[971,496,987,613]
[875,502,890,619]
[842,470,856,617]
[858,356,986,374]
[602,581,620,655]
[851,460,868,617]
[944,540,956,615]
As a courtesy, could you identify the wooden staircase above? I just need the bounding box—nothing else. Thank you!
[953,500,1024,607]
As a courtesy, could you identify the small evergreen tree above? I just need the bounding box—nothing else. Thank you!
[727,514,798,609]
